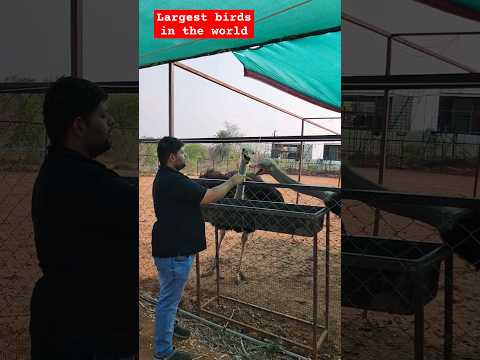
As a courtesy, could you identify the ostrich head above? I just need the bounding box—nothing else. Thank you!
[240,148,252,165]
[254,158,278,176]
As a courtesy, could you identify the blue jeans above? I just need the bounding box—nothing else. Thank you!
[153,255,194,358]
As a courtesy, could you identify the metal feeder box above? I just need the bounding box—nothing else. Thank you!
[201,198,326,236]
[342,235,450,314]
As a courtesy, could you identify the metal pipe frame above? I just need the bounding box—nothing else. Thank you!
[196,218,332,360]
[71,0,83,77]
[140,135,340,144]
[173,62,340,135]
[168,63,174,136]
[342,12,477,73]
[343,73,480,90]
[391,31,480,37]
[296,119,305,204]
[0,82,139,94]
[193,178,480,209]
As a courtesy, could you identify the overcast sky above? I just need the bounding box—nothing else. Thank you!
[139,51,341,139]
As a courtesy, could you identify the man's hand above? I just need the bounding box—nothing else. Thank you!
[201,174,245,205]
[229,174,246,186]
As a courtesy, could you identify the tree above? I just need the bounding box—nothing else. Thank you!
[210,122,243,160]
[184,143,208,161]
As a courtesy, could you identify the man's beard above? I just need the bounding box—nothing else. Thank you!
[175,161,186,170]
[89,138,112,158]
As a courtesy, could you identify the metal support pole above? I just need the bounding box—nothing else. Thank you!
[414,273,425,360]
[444,253,453,360]
[296,119,305,204]
[71,0,83,77]
[325,212,330,342]
[215,227,220,305]
[473,144,480,197]
[312,232,318,360]
[196,253,201,310]
[169,63,174,136]
[374,36,393,236]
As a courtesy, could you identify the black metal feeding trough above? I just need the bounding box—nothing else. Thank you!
[201,198,326,236]
[342,235,450,314]
[342,235,453,360]
[199,197,331,359]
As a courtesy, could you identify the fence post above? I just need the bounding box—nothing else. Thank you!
[473,144,480,197]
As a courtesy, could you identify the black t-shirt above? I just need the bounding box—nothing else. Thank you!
[31,145,138,354]
[152,166,207,258]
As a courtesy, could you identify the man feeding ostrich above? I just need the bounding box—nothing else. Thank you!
[152,136,245,360]
[198,149,284,284]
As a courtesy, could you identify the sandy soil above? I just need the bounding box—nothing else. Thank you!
[3,169,478,359]
[140,174,342,359]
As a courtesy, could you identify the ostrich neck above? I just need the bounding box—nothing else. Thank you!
[234,156,248,199]
[270,165,333,201]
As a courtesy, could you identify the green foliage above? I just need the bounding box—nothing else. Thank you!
[210,122,243,160]
[184,143,209,161]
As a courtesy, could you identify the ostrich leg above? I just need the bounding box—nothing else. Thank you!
[233,148,251,284]
[235,232,251,285]
[203,229,227,277]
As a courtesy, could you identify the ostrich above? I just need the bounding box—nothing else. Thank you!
[255,159,341,217]
[255,159,480,269]
[198,152,284,284]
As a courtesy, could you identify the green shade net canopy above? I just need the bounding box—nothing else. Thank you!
[415,0,480,21]
[139,0,340,68]
[234,31,340,111]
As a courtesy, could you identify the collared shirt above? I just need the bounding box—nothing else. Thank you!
[152,166,207,258]
[31,145,138,354]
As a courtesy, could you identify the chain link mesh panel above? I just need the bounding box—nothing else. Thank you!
[0,90,138,358]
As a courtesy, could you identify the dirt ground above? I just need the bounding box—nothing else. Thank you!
[140,174,342,359]
[341,167,480,360]
[2,168,479,359]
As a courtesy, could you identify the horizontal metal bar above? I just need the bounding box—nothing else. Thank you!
[391,31,480,37]
[194,178,339,192]
[200,308,314,351]
[139,135,341,144]
[175,307,311,360]
[0,81,138,94]
[343,188,480,209]
[343,73,480,90]
[219,295,325,329]
[302,117,341,120]
[0,120,43,125]
[194,179,480,209]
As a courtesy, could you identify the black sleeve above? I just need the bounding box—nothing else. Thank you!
[91,171,138,229]
[168,175,207,204]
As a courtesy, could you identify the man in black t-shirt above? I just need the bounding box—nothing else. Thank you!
[31,77,138,359]
[152,137,244,360]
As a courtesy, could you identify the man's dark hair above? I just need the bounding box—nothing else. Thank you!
[43,76,108,145]
[157,136,184,166]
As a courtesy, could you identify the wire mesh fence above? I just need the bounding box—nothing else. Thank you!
[139,142,342,359]
[342,89,480,360]
[340,190,480,360]
[0,90,138,358]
